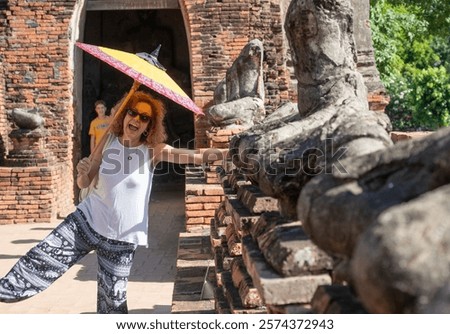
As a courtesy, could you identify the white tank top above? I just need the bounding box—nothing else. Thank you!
[78,137,154,246]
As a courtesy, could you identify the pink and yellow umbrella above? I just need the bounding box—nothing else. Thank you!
[76,42,202,115]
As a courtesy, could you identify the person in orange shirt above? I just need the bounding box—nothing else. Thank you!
[89,100,111,153]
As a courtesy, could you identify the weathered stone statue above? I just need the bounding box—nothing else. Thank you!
[205,39,265,129]
[298,124,450,313]
[6,107,51,166]
[9,108,44,130]
[230,0,392,218]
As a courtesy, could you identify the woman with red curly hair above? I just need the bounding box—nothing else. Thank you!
[0,91,226,313]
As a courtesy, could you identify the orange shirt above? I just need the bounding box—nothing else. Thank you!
[89,116,111,148]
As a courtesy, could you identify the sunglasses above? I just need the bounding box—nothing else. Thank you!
[126,109,152,122]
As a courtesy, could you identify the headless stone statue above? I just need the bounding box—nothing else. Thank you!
[9,108,44,130]
[206,39,265,129]
[5,108,51,167]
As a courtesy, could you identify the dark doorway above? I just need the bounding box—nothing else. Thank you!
[81,9,194,187]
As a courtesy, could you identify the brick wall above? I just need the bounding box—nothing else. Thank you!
[185,166,225,231]
[3,1,75,162]
[184,128,244,231]
[0,0,76,224]
[0,167,52,224]
[390,131,433,143]
[0,68,7,165]
[0,3,8,163]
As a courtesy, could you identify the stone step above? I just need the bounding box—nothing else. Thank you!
[311,285,368,314]
[231,257,264,308]
[221,271,267,314]
[224,196,260,236]
[172,232,216,314]
[256,221,333,277]
[250,211,291,241]
[241,235,331,306]
[237,184,279,214]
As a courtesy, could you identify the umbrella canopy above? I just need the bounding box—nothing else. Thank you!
[76,42,202,115]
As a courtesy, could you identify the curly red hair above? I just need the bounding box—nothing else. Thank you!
[110,91,167,147]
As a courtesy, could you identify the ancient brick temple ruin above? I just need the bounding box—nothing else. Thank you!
[0,0,386,224]
[3,0,446,315]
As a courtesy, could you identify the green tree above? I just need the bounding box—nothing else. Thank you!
[370,0,450,130]
[387,0,450,38]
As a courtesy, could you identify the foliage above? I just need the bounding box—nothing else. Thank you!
[370,0,450,130]
[386,0,450,38]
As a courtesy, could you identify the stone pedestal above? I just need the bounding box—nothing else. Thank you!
[0,123,74,225]
[5,128,55,167]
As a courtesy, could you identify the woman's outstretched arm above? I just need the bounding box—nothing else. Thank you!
[153,144,228,165]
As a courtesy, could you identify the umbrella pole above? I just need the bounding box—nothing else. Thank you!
[89,80,141,160]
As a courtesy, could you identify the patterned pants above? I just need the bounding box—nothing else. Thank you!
[0,209,137,314]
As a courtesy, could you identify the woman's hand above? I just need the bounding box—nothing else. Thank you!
[198,148,229,163]
[155,144,229,165]
[76,157,92,188]
[76,157,91,176]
